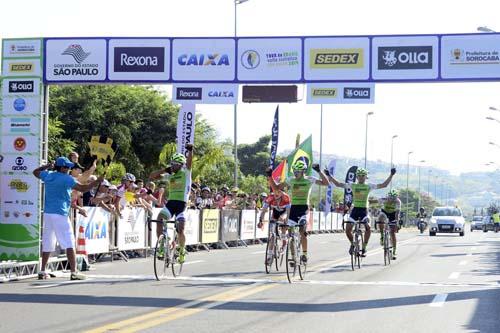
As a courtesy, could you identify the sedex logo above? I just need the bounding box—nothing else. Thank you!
[176,87,202,100]
[8,81,34,93]
[344,87,371,99]
[114,47,165,72]
[378,46,433,70]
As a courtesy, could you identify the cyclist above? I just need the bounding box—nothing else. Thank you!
[267,161,329,264]
[149,144,193,263]
[258,188,291,265]
[376,189,401,260]
[325,167,396,257]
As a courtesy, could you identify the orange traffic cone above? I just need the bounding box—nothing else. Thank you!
[76,225,87,255]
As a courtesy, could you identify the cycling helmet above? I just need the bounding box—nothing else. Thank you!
[122,173,136,182]
[356,168,368,177]
[292,160,308,171]
[260,192,268,197]
[388,189,399,198]
[201,186,211,192]
[171,153,186,164]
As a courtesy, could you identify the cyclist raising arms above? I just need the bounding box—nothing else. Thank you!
[325,167,396,257]
[377,189,401,260]
[258,188,291,265]
[267,161,329,264]
[149,144,193,264]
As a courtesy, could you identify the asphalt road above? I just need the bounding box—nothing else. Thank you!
[1,229,499,333]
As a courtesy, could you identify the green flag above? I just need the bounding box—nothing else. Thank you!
[286,135,313,178]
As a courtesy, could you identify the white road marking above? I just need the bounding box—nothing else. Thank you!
[448,272,461,279]
[429,293,448,307]
[251,251,266,255]
[459,260,467,266]
[466,253,472,257]
[182,260,205,265]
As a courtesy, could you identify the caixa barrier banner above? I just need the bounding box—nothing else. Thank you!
[220,209,240,243]
[201,209,219,244]
[184,209,200,245]
[117,207,146,251]
[75,207,110,254]
[255,211,269,239]
[240,210,256,240]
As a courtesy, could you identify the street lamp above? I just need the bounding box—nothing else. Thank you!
[486,116,500,124]
[427,169,432,197]
[489,106,500,112]
[232,0,250,187]
[389,134,398,189]
[364,111,374,168]
[477,26,496,33]
[406,151,413,225]
[490,141,500,148]
[418,160,426,211]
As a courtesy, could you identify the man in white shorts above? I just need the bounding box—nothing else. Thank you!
[34,157,103,280]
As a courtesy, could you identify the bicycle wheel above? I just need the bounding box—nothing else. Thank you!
[351,233,357,271]
[265,234,274,274]
[286,237,297,283]
[384,231,390,266]
[356,232,363,269]
[274,235,281,272]
[171,236,183,277]
[298,235,306,280]
[154,234,168,281]
[278,236,286,270]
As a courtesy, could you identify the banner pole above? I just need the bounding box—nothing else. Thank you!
[318,104,323,212]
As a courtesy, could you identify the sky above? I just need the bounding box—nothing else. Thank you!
[2,0,500,174]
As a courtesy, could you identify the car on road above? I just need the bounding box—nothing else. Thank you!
[429,206,465,237]
[482,215,498,232]
[470,215,484,232]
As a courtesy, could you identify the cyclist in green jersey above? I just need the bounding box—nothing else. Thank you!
[149,144,193,263]
[376,189,401,259]
[326,167,396,256]
[267,161,329,264]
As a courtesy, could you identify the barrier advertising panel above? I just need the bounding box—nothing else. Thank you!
[184,209,200,245]
[76,207,110,254]
[306,211,313,231]
[320,212,327,231]
[220,209,240,242]
[313,211,320,231]
[255,211,269,239]
[201,209,219,243]
[240,210,256,240]
[117,207,146,250]
[172,83,238,104]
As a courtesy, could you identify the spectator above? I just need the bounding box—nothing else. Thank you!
[256,192,268,209]
[90,179,115,212]
[153,182,166,208]
[33,157,103,280]
[114,173,136,217]
[196,186,214,209]
[82,175,98,206]
[70,162,87,217]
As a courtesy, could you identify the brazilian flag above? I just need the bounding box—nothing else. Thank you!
[286,135,313,178]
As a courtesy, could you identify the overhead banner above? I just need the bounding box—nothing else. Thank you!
[176,103,196,156]
[307,82,375,104]
[172,83,238,104]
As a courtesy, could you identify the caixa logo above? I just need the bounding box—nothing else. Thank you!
[378,46,433,70]
[344,87,371,99]
[178,54,230,66]
[208,90,235,98]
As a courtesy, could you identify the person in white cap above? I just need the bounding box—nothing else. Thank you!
[33,157,103,280]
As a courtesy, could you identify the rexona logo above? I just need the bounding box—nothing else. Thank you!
[114,47,165,72]
[378,46,433,70]
[311,88,337,97]
[12,157,27,171]
[178,54,230,66]
[54,44,99,76]
[310,49,363,68]
[208,90,235,98]
[9,62,34,73]
[8,81,34,93]
[9,179,29,192]
[344,87,371,99]
[176,87,202,100]
[13,98,26,112]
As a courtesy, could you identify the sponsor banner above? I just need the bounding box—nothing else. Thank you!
[172,83,238,104]
[45,38,107,82]
[176,103,196,156]
[344,166,357,211]
[1,155,40,174]
[372,36,439,80]
[2,116,40,135]
[0,223,40,261]
[2,59,42,77]
[237,38,302,81]
[3,39,42,58]
[441,34,500,79]
[255,210,269,239]
[307,83,374,104]
[201,209,220,243]
[313,211,320,231]
[320,213,327,231]
[2,96,42,116]
[0,175,39,225]
[75,207,110,255]
[306,211,313,231]
[172,38,235,81]
[117,207,146,250]
[304,37,370,81]
[269,105,279,168]
[220,209,240,242]
[0,135,40,154]
[108,39,170,81]
[2,78,41,96]
[324,159,337,216]
[240,210,256,240]
[185,209,200,245]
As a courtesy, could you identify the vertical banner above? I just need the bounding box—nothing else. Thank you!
[324,159,337,216]
[343,166,358,213]
[176,103,196,156]
[201,209,219,243]
[0,38,43,261]
[269,105,279,168]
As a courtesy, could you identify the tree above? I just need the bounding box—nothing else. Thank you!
[48,118,76,162]
[237,135,271,176]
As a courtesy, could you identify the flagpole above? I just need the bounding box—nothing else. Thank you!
[318,104,324,212]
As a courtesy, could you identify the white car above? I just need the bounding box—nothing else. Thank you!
[429,207,465,237]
